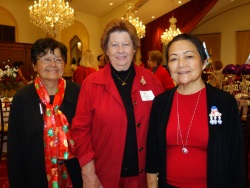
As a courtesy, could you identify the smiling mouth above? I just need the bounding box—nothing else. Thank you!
[116,56,126,60]
[47,70,59,73]
[178,71,190,75]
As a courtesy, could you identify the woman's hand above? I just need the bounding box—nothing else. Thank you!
[82,173,103,188]
[81,160,103,188]
[147,173,158,188]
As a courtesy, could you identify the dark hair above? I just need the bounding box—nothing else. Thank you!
[30,38,67,65]
[148,50,163,65]
[165,33,207,64]
[100,19,140,54]
[13,61,24,68]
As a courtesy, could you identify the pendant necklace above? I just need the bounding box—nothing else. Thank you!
[176,90,201,154]
[112,70,132,86]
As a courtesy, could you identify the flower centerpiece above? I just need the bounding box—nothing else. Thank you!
[235,64,250,76]
[222,64,237,75]
[222,64,237,82]
[0,65,23,97]
[235,64,250,95]
[222,64,237,94]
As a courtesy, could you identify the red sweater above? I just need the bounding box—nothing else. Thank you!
[154,65,175,91]
[73,66,96,85]
[166,88,208,188]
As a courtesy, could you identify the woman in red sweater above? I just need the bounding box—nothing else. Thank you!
[147,50,175,90]
[146,33,245,188]
[73,50,99,85]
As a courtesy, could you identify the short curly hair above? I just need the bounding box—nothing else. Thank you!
[100,19,140,54]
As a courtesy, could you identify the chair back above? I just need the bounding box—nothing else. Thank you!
[0,99,11,160]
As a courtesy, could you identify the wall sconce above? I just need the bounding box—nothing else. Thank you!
[77,42,82,51]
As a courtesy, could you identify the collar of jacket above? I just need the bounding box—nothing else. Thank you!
[89,63,156,89]
[18,80,76,105]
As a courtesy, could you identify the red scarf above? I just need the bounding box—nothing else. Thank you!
[34,76,74,188]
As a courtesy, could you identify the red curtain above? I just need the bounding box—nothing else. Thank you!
[140,0,218,66]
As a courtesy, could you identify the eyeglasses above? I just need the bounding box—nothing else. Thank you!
[37,57,64,64]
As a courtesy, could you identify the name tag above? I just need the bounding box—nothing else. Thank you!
[140,90,155,101]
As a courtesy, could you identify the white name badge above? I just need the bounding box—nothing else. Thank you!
[140,90,155,101]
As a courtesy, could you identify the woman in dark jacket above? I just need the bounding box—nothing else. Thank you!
[146,33,245,188]
[7,38,83,188]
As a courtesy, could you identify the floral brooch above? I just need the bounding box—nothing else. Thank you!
[140,76,146,85]
[209,106,222,125]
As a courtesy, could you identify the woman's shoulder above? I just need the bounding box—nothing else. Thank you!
[12,83,37,104]
[206,83,229,95]
[66,80,80,89]
[206,84,236,103]
[135,65,159,82]
[15,83,35,96]
[82,65,110,84]
[65,80,81,97]
[135,65,152,75]
[154,87,176,104]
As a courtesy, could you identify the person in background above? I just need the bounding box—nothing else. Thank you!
[97,53,107,69]
[71,19,163,188]
[209,59,224,89]
[73,50,99,85]
[7,38,83,188]
[147,50,175,91]
[146,33,245,188]
[12,61,29,84]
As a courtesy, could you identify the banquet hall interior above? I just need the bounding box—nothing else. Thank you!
[0,0,249,79]
[0,0,250,187]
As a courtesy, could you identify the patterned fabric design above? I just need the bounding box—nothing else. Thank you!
[34,76,74,188]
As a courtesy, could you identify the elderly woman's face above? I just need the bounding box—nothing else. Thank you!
[168,40,206,85]
[106,31,135,71]
[33,48,65,82]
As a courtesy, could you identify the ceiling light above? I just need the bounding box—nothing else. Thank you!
[29,0,75,36]
[161,0,182,45]
[77,42,82,51]
[122,2,146,39]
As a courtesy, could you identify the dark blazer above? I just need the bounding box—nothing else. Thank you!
[7,80,82,188]
[146,84,246,188]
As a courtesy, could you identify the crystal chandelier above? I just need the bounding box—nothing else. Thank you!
[29,0,75,36]
[122,2,146,39]
[161,0,182,45]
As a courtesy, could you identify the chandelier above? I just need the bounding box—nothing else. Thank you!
[161,0,182,45]
[29,0,75,36]
[122,2,146,39]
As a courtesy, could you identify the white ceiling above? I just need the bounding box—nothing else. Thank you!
[27,0,248,25]
[70,0,190,24]
[68,0,247,24]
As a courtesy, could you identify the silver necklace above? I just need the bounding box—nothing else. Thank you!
[112,70,132,86]
[176,90,201,154]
